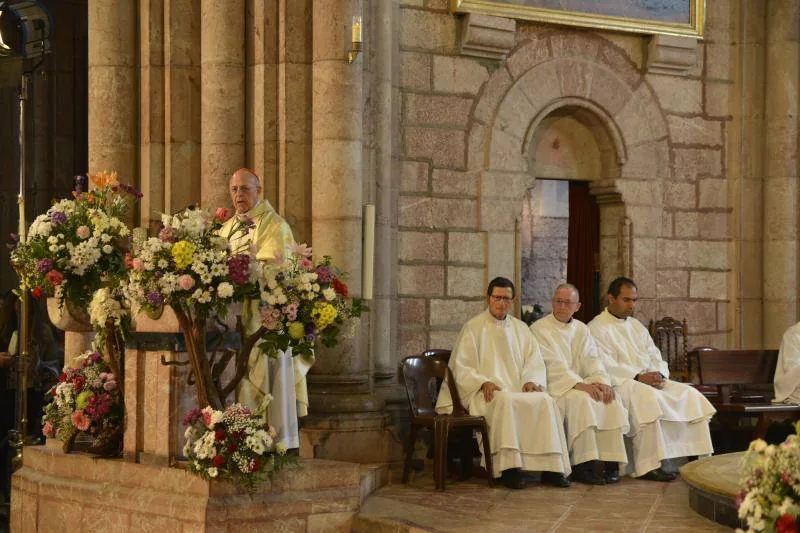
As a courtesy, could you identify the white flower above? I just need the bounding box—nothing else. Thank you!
[217,282,234,298]
[102,244,113,254]
[207,467,218,478]
[323,288,336,301]
[275,442,287,455]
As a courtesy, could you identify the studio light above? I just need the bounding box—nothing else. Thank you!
[0,0,52,59]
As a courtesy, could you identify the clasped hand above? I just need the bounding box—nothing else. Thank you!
[637,371,665,389]
[574,382,615,403]
[480,381,542,402]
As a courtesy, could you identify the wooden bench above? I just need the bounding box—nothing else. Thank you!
[692,349,800,449]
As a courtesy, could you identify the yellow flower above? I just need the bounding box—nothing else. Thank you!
[172,240,196,270]
[89,169,119,190]
[76,390,94,409]
[312,302,338,330]
[288,322,305,340]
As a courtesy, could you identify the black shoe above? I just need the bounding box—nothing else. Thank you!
[571,461,606,485]
[603,462,620,484]
[542,471,571,488]
[500,468,526,490]
[639,468,677,482]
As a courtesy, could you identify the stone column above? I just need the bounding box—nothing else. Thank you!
[88,1,137,183]
[200,0,245,209]
[761,0,799,346]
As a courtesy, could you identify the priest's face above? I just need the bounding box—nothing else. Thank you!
[229,170,262,214]
[607,284,638,319]
[488,286,514,320]
[552,286,581,323]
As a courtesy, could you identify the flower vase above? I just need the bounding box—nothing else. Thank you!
[46,297,94,368]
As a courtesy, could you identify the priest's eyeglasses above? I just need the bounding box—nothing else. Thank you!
[553,299,579,306]
[230,185,253,194]
[490,295,513,302]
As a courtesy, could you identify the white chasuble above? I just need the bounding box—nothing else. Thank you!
[588,309,715,476]
[530,314,628,465]
[776,322,800,403]
[436,309,570,477]
[220,200,311,448]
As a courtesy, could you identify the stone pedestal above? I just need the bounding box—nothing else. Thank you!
[12,445,361,533]
[45,299,94,367]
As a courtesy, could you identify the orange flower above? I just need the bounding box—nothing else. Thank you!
[89,170,119,190]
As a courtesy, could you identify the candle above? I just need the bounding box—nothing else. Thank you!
[352,15,362,43]
[362,204,375,300]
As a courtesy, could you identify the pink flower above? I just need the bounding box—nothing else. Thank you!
[132,258,145,271]
[214,207,230,222]
[178,274,195,290]
[299,258,313,271]
[43,421,54,437]
[76,225,91,239]
[71,410,91,431]
[291,243,312,258]
[103,380,117,391]
[46,270,64,286]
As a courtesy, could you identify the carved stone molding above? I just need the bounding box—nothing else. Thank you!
[646,34,699,76]
[459,13,517,60]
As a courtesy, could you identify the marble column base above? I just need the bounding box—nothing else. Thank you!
[12,444,363,532]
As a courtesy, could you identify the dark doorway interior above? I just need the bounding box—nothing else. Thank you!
[567,181,600,323]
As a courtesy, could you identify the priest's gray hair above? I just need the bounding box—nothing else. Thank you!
[554,283,580,302]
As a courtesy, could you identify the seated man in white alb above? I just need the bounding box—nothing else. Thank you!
[435,277,571,489]
[775,321,800,404]
[530,283,629,485]
[588,277,716,482]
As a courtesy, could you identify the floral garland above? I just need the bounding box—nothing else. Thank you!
[737,422,800,533]
[182,404,293,491]
[42,350,124,454]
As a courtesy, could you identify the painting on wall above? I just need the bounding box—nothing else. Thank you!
[450,0,705,38]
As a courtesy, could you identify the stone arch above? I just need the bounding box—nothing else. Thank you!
[468,31,671,310]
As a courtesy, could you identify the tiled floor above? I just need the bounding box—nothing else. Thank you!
[355,472,732,532]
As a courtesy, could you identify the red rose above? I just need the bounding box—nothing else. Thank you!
[58,373,67,383]
[777,514,798,533]
[31,287,43,299]
[332,278,348,298]
[212,455,225,467]
[214,429,226,441]
[45,270,64,286]
[227,443,237,453]
[124,252,133,269]
[252,458,262,471]
[72,375,86,392]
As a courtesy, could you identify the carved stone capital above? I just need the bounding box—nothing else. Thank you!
[459,13,517,60]
[646,34,699,76]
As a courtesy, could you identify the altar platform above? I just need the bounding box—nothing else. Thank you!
[680,453,744,530]
[354,470,730,533]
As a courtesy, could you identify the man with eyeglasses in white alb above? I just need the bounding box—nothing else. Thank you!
[435,277,571,489]
[219,168,311,450]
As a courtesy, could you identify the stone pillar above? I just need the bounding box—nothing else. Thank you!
[200,0,245,210]
[88,1,137,183]
[761,0,799,346]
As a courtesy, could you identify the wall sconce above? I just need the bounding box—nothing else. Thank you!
[348,15,362,64]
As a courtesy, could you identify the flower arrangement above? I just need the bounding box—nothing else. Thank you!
[42,350,124,455]
[737,422,800,533]
[11,171,140,311]
[126,207,260,322]
[257,244,365,359]
[182,403,292,491]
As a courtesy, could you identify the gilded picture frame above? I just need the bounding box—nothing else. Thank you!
[450,0,706,39]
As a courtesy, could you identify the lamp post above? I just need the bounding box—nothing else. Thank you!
[0,0,52,470]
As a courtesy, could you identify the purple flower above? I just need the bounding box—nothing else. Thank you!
[51,212,67,225]
[182,407,201,427]
[86,392,113,419]
[305,334,315,343]
[304,322,316,334]
[36,258,54,273]
[147,292,164,307]
[227,254,251,285]
[118,183,144,199]
[316,266,333,283]
[89,352,102,363]
[158,226,175,243]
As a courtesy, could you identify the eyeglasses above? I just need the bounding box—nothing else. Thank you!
[230,186,253,194]
[490,295,513,303]
[553,299,579,306]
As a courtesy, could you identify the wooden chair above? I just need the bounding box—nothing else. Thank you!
[649,316,689,381]
[400,354,493,491]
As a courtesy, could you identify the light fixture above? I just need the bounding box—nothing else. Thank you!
[348,15,362,64]
[0,0,52,59]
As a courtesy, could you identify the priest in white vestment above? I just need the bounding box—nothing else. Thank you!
[775,321,800,403]
[530,284,629,485]
[588,277,716,481]
[436,277,571,489]
[219,168,312,449]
